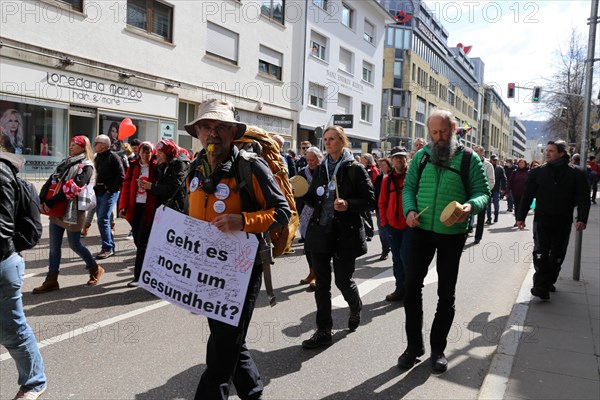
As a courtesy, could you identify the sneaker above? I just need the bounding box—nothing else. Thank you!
[95,249,114,260]
[348,310,361,331]
[302,330,332,349]
[366,236,373,242]
[385,291,404,302]
[87,265,105,286]
[473,239,481,245]
[126,231,134,240]
[379,251,389,261]
[13,386,46,399]
[397,348,425,369]
[530,286,550,300]
[127,280,139,288]
[431,353,448,372]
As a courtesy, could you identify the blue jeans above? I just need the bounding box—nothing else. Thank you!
[375,210,390,253]
[0,253,47,392]
[49,221,96,274]
[96,191,119,251]
[385,225,412,293]
[487,191,501,220]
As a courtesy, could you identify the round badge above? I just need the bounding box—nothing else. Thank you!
[189,177,199,193]
[316,186,325,197]
[328,180,337,191]
[215,183,230,200]
[213,200,226,214]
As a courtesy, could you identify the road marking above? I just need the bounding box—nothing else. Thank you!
[332,265,438,308]
[0,301,170,362]
[477,264,534,400]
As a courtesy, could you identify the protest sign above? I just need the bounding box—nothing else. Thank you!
[140,207,259,327]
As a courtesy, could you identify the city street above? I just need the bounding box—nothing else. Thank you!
[1,205,537,400]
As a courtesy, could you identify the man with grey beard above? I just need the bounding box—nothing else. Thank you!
[398,109,490,373]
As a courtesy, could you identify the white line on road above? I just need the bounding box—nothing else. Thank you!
[0,301,170,362]
[332,265,438,308]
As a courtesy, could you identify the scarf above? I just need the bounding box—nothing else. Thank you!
[60,153,87,225]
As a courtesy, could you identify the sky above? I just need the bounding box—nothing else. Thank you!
[423,0,595,121]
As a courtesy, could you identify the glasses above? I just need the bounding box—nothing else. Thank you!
[301,147,309,150]
[198,123,233,135]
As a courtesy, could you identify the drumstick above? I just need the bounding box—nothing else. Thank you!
[333,175,340,199]
[416,206,429,218]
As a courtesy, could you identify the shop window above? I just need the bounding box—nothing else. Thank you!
[261,0,285,24]
[127,0,173,42]
[259,45,283,81]
[99,114,159,151]
[206,22,239,64]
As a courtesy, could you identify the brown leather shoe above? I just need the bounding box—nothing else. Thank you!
[87,265,105,286]
[300,268,315,285]
[32,273,60,294]
[385,291,404,301]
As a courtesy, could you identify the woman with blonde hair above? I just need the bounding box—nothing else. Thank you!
[34,135,104,293]
[301,125,375,348]
[0,109,24,154]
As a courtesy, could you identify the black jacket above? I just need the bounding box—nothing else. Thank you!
[303,156,375,257]
[517,161,591,225]
[151,154,188,212]
[0,153,23,258]
[94,150,124,195]
[492,165,507,193]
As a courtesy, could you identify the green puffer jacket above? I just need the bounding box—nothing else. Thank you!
[403,146,490,234]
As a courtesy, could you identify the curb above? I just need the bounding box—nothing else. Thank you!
[477,264,534,399]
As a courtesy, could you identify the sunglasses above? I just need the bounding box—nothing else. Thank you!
[301,147,309,150]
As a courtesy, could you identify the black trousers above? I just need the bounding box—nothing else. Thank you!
[403,228,467,354]
[131,204,152,281]
[195,264,263,400]
[361,210,375,238]
[474,208,486,241]
[311,252,362,331]
[532,221,572,289]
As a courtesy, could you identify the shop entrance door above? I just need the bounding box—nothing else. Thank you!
[69,105,97,143]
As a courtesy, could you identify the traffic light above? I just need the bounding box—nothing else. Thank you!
[533,87,542,103]
[507,83,515,99]
[560,107,567,118]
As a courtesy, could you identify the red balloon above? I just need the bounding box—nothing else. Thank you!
[118,118,137,140]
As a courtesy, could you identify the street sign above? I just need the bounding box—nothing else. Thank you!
[333,114,354,128]
[314,126,324,139]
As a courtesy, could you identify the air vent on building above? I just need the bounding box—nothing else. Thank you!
[69,105,97,118]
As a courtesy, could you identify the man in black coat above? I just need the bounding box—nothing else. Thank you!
[517,140,590,300]
[486,155,506,224]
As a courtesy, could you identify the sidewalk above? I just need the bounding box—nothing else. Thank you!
[481,202,600,399]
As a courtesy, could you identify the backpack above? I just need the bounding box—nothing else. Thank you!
[233,125,299,258]
[415,147,473,196]
[0,159,43,252]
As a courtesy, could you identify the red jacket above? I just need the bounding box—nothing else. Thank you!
[379,170,408,230]
[119,158,158,225]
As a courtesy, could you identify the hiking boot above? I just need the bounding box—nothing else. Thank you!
[302,330,332,349]
[348,309,361,331]
[87,265,104,286]
[385,291,404,302]
[431,353,448,372]
[95,249,114,260]
[530,286,550,300]
[397,348,425,369]
[13,386,46,400]
[32,273,59,294]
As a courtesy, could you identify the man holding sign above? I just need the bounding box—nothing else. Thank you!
[184,99,291,400]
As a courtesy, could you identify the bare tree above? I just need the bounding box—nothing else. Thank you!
[544,29,586,150]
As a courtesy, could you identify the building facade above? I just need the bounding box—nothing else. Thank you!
[295,0,393,154]
[0,0,298,175]
[481,85,511,158]
[379,0,482,152]
[509,117,527,159]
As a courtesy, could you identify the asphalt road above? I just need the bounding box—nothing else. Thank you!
[1,205,534,400]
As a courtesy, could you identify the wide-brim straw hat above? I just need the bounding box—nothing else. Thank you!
[184,99,246,140]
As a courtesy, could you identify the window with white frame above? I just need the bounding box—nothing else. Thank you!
[338,48,353,74]
[363,20,375,44]
[341,3,354,28]
[309,82,326,109]
[261,0,285,24]
[310,31,327,61]
[258,45,283,80]
[337,93,351,114]
[362,61,373,83]
[206,22,239,64]
[361,103,372,122]
[313,0,328,11]
[58,0,82,11]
